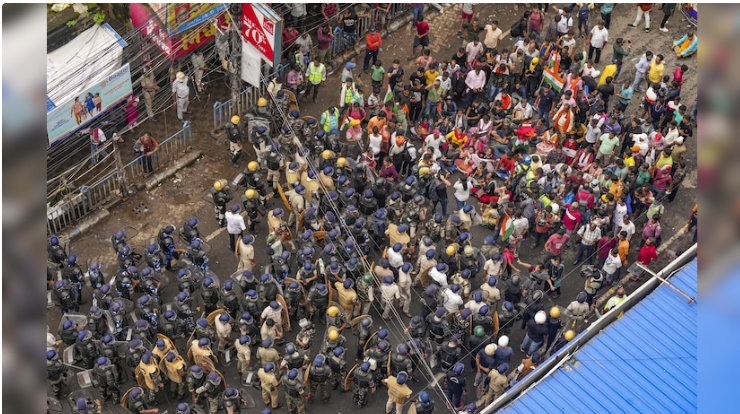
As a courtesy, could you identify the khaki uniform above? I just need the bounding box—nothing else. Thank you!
[190,341,217,372]
[398,269,413,313]
[415,256,437,287]
[335,282,359,316]
[285,168,301,189]
[162,356,187,398]
[386,223,411,248]
[136,361,161,403]
[191,52,206,91]
[380,282,400,319]
[478,369,508,407]
[258,368,281,408]
[267,211,285,235]
[318,172,335,191]
[459,210,473,232]
[235,340,252,378]
[479,283,501,309]
[373,265,394,284]
[385,376,412,414]
[300,172,320,194]
[566,300,589,320]
[256,346,281,367]
[236,241,255,272]
[140,72,158,118]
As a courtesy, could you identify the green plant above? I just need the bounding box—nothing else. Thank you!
[66,19,77,27]
[93,11,105,25]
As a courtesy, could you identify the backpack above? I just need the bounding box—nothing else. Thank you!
[510,20,524,38]
[578,5,590,21]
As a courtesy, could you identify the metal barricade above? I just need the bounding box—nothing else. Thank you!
[47,171,123,235]
[212,63,289,130]
[124,122,194,180]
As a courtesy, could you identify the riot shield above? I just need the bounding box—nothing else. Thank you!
[76,369,94,388]
[102,310,116,336]
[344,364,359,392]
[350,315,372,337]
[276,294,291,332]
[67,389,97,411]
[58,312,88,334]
[46,396,63,412]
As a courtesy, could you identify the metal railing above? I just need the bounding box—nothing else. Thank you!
[124,122,194,179]
[212,63,289,129]
[47,124,194,235]
[47,169,124,235]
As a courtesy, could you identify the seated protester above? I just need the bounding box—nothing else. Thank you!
[465,100,487,127]
[436,116,455,136]
[511,98,534,124]
[561,134,579,164]
[493,89,513,113]
[455,146,477,175]
[439,95,458,118]
[491,132,513,159]
[490,102,507,135]
[453,108,470,130]
[536,127,560,158]
[439,142,461,173]
[447,126,469,148]
[673,30,697,58]
[469,114,494,141]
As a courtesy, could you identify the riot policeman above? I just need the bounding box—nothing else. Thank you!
[389,343,413,377]
[76,329,100,369]
[181,218,201,244]
[46,349,69,398]
[351,361,376,407]
[308,354,331,403]
[284,368,308,414]
[226,115,244,168]
[220,279,242,318]
[92,356,120,401]
[187,239,209,271]
[195,372,224,414]
[87,306,107,339]
[265,143,285,198]
[250,125,270,166]
[327,346,347,390]
[242,189,262,232]
[47,235,67,267]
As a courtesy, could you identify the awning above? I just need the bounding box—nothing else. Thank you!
[46,23,127,110]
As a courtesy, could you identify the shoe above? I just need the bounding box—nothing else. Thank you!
[645,28,650,33]
[573,260,580,266]
[659,27,668,32]
[627,24,636,28]
[231,161,239,168]
[313,98,318,103]
[519,347,526,353]
[274,404,284,410]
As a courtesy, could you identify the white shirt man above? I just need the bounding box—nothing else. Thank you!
[602,249,622,278]
[556,10,574,35]
[617,217,636,241]
[585,121,602,145]
[425,132,445,159]
[226,206,247,251]
[589,25,609,49]
[442,287,463,312]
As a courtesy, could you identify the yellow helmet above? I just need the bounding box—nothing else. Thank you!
[446,246,456,256]
[258,97,268,107]
[248,161,260,171]
[245,189,257,199]
[327,306,339,317]
[231,115,241,125]
[550,307,561,318]
[564,330,575,341]
[328,328,339,341]
[463,246,474,256]
[322,150,334,160]
[213,180,223,191]
[418,167,430,177]
[336,157,348,167]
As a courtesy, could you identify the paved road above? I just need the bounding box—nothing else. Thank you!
[50,4,697,414]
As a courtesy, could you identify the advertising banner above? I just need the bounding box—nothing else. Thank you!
[167,3,229,35]
[47,64,133,146]
[241,4,276,66]
[241,40,262,88]
[131,3,231,61]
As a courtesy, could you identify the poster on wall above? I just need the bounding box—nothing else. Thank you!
[47,64,133,146]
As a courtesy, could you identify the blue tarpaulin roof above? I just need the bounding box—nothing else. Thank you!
[498,261,697,414]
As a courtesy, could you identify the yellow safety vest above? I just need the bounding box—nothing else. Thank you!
[322,108,339,133]
[308,62,324,84]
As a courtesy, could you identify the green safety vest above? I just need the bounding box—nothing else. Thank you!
[308,62,324,84]
[322,108,339,133]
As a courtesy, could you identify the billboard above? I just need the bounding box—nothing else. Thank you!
[167,3,229,35]
[131,3,231,61]
[47,64,133,146]
[241,4,279,66]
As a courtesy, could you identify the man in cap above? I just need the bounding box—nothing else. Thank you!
[258,362,283,409]
[478,363,509,406]
[383,371,413,414]
[172,71,190,123]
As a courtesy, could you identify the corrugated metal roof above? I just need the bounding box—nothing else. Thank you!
[498,261,697,414]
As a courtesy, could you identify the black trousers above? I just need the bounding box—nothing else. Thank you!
[228,231,242,251]
[588,46,602,64]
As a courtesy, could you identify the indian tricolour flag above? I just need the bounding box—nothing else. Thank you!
[542,66,564,93]
[500,213,515,242]
[384,84,395,103]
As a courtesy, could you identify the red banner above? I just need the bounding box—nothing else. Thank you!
[241,4,274,65]
[131,4,231,61]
